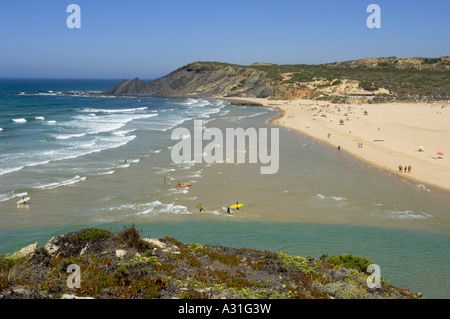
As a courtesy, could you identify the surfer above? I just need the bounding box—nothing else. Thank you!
[227,207,231,215]
[197,204,204,212]
[236,202,240,210]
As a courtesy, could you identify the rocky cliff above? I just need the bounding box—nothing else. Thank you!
[103,62,276,98]
[103,57,450,100]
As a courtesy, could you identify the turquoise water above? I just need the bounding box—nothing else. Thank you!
[0,220,448,298]
[0,79,449,298]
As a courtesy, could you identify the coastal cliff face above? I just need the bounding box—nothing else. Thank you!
[103,62,276,98]
[103,57,450,100]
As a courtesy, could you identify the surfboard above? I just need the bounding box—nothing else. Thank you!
[230,203,243,209]
[176,184,192,187]
[197,204,205,211]
[17,197,30,205]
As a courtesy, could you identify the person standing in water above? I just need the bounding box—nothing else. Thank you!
[236,202,240,210]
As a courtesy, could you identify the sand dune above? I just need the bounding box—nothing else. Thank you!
[226,98,450,192]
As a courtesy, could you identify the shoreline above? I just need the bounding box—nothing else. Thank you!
[222,97,450,194]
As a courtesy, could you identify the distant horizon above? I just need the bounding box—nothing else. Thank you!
[1,54,448,81]
[1,0,449,79]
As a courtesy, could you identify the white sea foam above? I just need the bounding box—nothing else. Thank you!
[386,210,433,220]
[81,107,148,113]
[156,167,176,175]
[106,201,192,216]
[112,129,136,136]
[46,120,57,124]
[96,170,115,175]
[69,113,157,135]
[168,187,189,195]
[316,194,347,202]
[2,135,136,177]
[54,133,87,140]
[330,196,347,201]
[0,128,3,132]
[199,209,221,216]
[0,166,25,176]
[0,191,28,203]
[34,175,86,190]
[416,184,431,192]
[188,171,202,178]
[246,111,268,118]
[12,118,27,123]
[153,202,190,215]
[151,118,191,131]
[182,98,199,105]
[35,116,45,120]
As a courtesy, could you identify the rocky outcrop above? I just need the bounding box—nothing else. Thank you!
[104,78,150,96]
[103,57,450,100]
[103,62,276,98]
[0,226,422,299]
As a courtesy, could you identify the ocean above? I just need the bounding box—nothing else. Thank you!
[0,79,449,298]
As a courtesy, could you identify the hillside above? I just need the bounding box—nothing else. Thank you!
[103,57,450,101]
[0,226,421,299]
[104,62,276,98]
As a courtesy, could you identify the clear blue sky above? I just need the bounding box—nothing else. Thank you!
[0,0,448,79]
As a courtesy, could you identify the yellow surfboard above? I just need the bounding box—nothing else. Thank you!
[230,203,243,209]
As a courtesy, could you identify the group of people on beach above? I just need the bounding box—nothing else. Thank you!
[398,165,412,173]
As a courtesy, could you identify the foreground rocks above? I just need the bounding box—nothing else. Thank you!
[0,226,421,299]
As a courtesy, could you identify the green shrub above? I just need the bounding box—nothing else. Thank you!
[331,80,342,86]
[68,228,112,244]
[422,58,442,64]
[113,265,130,284]
[359,81,379,91]
[117,225,151,252]
[327,254,372,273]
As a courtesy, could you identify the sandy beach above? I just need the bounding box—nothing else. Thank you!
[225,97,450,193]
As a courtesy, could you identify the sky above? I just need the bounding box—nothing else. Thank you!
[0,0,449,79]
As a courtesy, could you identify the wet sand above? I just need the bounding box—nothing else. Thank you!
[224,98,450,193]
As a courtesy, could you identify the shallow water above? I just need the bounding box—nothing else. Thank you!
[0,79,449,298]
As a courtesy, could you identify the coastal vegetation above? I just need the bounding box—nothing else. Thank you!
[103,57,450,102]
[246,57,450,97]
[0,226,421,299]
